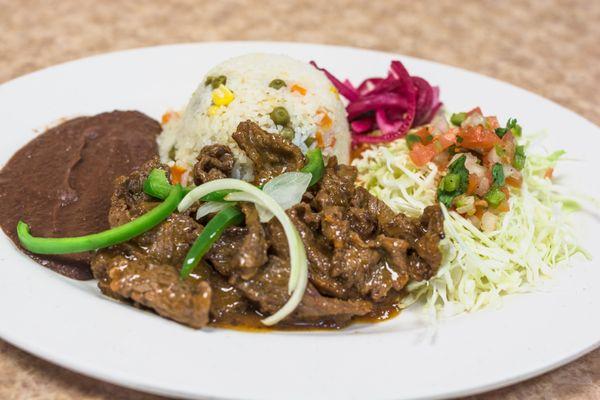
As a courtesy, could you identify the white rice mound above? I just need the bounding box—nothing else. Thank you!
[157,53,350,181]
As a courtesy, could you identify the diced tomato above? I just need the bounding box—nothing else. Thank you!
[434,131,457,152]
[544,168,554,179]
[413,126,434,145]
[409,143,437,167]
[467,107,483,116]
[499,132,516,163]
[475,199,488,208]
[467,174,479,195]
[432,151,451,170]
[458,125,501,152]
[170,165,186,185]
[486,116,500,130]
[474,206,486,220]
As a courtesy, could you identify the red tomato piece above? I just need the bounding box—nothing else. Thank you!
[409,143,437,167]
[458,125,501,152]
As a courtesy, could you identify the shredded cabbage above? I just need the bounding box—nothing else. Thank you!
[353,139,589,316]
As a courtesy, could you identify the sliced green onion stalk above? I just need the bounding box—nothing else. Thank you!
[18,185,183,254]
[180,205,244,279]
[450,112,467,126]
[179,179,309,326]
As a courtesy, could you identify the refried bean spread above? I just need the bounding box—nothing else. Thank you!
[0,111,160,279]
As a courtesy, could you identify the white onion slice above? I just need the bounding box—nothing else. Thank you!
[261,172,312,221]
[179,179,308,326]
[195,201,232,220]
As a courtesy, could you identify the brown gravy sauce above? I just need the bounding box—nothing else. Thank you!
[209,303,402,332]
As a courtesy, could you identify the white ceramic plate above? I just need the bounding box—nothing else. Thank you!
[0,42,598,400]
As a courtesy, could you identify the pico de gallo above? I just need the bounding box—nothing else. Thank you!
[406,108,528,231]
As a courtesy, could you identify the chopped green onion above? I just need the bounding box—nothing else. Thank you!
[484,186,506,208]
[437,155,469,208]
[17,185,183,254]
[494,144,506,157]
[513,145,526,170]
[496,117,522,138]
[406,133,422,149]
[443,173,460,192]
[450,112,467,126]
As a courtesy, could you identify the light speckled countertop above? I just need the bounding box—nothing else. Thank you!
[1,0,599,398]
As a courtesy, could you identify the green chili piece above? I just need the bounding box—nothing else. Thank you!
[180,205,244,279]
[17,185,183,254]
[484,186,506,208]
[513,145,526,170]
[496,118,522,138]
[443,173,460,192]
[437,155,469,208]
[302,148,325,186]
[144,169,174,199]
[177,147,325,279]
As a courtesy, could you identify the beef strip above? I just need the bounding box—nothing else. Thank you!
[193,144,234,185]
[232,255,373,326]
[92,249,211,328]
[91,121,444,329]
[92,159,212,328]
[313,158,358,210]
[232,203,269,279]
[284,157,441,305]
[232,120,305,185]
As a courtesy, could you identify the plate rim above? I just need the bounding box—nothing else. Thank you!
[1,40,599,400]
